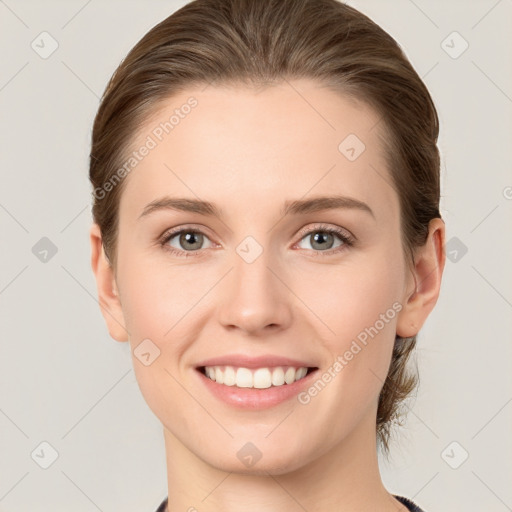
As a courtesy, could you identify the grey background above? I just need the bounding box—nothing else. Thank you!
[1,0,511,510]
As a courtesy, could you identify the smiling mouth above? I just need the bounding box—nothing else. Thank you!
[197,365,318,389]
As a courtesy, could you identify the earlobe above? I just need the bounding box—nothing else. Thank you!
[396,218,446,338]
[89,223,129,342]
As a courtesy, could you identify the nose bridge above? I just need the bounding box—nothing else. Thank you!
[217,235,291,333]
[233,238,275,293]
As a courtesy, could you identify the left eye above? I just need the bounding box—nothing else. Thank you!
[296,228,350,252]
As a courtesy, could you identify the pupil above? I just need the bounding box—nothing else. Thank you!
[312,232,333,250]
[182,232,202,250]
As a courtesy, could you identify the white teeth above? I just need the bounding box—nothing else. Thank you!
[271,367,285,386]
[284,367,295,384]
[236,367,253,388]
[253,368,272,389]
[223,365,236,386]
[296,367,307,380]
[203,365,310,388]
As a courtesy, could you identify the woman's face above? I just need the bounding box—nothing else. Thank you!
[102,79,420,473]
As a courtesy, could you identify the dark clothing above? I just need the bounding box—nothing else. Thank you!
[155,494,426,511]
[155,498,167,512]
[394,494,426,511]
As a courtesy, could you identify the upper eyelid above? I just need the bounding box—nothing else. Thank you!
[296,223,352,239]
[160,224,215,242]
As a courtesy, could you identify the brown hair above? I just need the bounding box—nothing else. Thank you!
[89,0,441,457]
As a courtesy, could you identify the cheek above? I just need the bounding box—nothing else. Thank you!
[117,250,207,337]
[116,252,216,410]
[292,249,404,404]
[291,259,404,440]
[291,248,405,344]
[117,253,199,419]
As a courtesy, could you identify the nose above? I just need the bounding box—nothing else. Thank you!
[217,246,293,336]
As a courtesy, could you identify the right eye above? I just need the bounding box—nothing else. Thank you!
[160,227,214,257]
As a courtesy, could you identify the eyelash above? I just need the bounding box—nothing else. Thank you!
[158,223,355,258]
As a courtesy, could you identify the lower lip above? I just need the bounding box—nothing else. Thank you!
[195,368,318,410]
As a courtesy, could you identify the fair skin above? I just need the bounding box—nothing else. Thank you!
[90,79,445,512]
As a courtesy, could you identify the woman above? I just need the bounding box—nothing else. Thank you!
[89,0,446,510]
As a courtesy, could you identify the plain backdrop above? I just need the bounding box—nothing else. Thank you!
[1,0,511,510]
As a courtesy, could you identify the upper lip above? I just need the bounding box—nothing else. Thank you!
[195,354,318,369]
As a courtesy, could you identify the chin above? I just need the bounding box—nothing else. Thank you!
[200,444,309,476]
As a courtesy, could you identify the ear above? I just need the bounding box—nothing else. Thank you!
[396,217,446,338]
[89,223,129,342]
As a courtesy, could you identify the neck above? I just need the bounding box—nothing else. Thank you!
[162,405,407,512]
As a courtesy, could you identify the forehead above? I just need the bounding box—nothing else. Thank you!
[118,79,398,224]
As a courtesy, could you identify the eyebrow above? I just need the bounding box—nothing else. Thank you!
[138,195,375,220]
